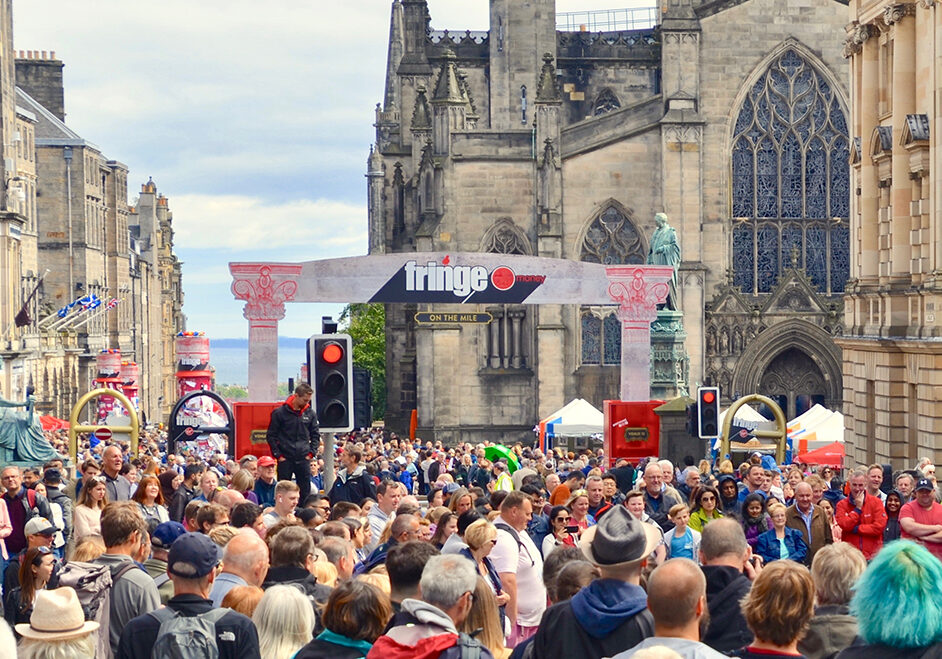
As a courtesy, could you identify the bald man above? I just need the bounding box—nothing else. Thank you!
[209,530,270,606]
[613,558,727,658]
[102,445,131,501]
[643,463,682,532]
[785,481,832,565]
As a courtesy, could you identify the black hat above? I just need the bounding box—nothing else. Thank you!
[915,478,935,492]
[167,532,222,578]
[579,505,661,567]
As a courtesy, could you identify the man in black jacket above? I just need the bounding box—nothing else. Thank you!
[262,525,331,633]
[169,463,203,523]
[699,517,758,654]
[330,443,376,505]
[529,506,658,658]
[117,532,260,659]
[267,383,319,502]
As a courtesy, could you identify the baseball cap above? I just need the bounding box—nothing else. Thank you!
[167,532,223,578]
[24,517,58,536]
[151,521,187,550]
[915,478,935,492]
[258,456,277,467]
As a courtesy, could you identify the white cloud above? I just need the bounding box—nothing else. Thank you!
[171,194,367,251]
[12,0,657,339]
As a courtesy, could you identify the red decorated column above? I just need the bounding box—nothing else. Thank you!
[230,264,302,401]
[605,265,674,401]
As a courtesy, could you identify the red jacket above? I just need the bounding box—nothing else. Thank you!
[835,492,887,559]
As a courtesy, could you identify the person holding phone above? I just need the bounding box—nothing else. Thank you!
[542,505,579,558]
[566,489,596,534]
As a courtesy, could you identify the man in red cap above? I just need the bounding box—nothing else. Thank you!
[254,456,278,508]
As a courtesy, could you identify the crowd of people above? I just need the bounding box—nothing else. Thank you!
[2,401,942,657]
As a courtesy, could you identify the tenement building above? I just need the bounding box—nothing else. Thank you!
[0,0,184,423]
[369,0,852,443]
[839,0,941,466]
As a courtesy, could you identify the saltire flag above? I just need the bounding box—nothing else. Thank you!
[80,294,100,310]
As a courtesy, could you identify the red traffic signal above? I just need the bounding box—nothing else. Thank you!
[308,333,354,433]
[697,386,720,438]
[322,342,344,364]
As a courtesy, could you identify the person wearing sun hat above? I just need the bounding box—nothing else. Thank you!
[15,586,100,658]
[528,505,659,658]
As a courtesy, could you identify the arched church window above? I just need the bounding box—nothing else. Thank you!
[593,88,621,116]
[730,48,850,295]
[580,205,646,265]
[482,218,530,255]
[580,204,646,365]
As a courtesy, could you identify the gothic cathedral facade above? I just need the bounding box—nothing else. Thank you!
[368,0,851,444]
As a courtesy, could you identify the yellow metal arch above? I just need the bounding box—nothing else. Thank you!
[68,388,140,462]
[720,394,788,464]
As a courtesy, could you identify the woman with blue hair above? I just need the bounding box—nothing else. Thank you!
[837,540,942,658]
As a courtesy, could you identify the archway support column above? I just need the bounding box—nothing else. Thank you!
[230,264,301,401]
[605,265,674,401]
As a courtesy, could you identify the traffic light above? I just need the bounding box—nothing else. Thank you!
[308,333,354,433]
[697,386,720,438]
[352,366,373,429]
[685,401,698,437]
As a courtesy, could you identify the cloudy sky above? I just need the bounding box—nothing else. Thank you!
[13,0,652,338]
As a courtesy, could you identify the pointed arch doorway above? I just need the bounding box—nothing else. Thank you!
[758,347,826,420]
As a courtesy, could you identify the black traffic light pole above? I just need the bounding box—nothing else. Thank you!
[308,332,354,492]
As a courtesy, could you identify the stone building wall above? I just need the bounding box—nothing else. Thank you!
[839,0,942,468]
[372,0,852,444]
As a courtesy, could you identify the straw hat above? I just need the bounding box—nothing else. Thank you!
[579,506,662,567]
[15,587,100,641]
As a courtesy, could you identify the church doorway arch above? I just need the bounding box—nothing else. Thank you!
[731,319,841,420]
[758,347,826,420]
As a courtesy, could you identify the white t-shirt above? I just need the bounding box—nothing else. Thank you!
[490,516,547,627]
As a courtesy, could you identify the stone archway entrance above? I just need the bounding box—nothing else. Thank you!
[731,318,842,419]
[758,347,827,420]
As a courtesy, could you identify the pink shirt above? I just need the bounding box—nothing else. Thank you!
[0,497,11,559]
[900,500,942,560]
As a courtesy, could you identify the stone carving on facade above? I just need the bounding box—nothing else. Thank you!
[853,23,874,44]
[593,88,621,115]
[883,3,916,24]
[705,265,842,410]
[663,124,702,144]
[918,0,936,9]
[536,53,561,103]
[663,33,699,45]
[411,86,431,130]
[842,37,861,59]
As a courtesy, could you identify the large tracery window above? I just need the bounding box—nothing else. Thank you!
[731,48,850,295]
[580,204,646,365]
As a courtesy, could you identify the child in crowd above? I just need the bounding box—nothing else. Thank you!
[663,503,701,562]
